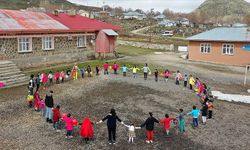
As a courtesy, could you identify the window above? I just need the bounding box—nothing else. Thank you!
[42,37,54,50]
[77,36,86,48]
[222,44,234,55]
[200,43,211,53]
[18,37,32,52]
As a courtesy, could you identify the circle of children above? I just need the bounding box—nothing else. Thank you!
[26,62,214,145]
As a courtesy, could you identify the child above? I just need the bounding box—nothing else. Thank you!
[154,69,159,82]
[96,66,100,76]
[122,64,127,77]
[160,114,175,135]
[164,69,171,82]
[131,65,140,78]
[175,70,182,85]
[176,109,185,133]
[38,99,45,116]
[142,63,151,80]
[63,113,74,139]
[86,65,92,77]
[53,105,61,131]
[112,62,119,75]
[66,68,71,80]
[189,75,195,90]
[55,71,60,84]
[207,101,214,119]
[184,74,188,87]
[187,106,200,128]
[60,71,65,83]
[103,62,109,75]
[34,91,41,111]
[80,116,94,143]
[81,67,85,78]
[35,74,40,92]
[48,71,53,85]
[42,73,48,89]
[123,123,141,143]
[140,112,159,143]
[71,64,79,80]
[201,104,208,124]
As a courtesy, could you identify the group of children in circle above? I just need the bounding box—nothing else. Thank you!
[26,62,214,144]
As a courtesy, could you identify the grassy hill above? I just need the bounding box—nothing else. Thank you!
[194,0,250,17]
[0,0,101,11]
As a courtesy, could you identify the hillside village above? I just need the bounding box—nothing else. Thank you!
[0,0,250,150]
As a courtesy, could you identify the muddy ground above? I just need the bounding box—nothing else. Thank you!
[0,72,249,150]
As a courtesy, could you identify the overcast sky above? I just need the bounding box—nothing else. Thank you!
[68,0,250,13]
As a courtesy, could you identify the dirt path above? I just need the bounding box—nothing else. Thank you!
[125,52,250,94]
[0,73,249,150]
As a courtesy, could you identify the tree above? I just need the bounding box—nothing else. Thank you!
[243,15,250,25]
[163,9,175,19]
[135,9,144,14]
[114,7,124,17]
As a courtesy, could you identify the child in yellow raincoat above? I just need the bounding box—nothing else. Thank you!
[189,75,195,90]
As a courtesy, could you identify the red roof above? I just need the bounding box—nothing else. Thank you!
[46,13,121,32]
[0,9,121,34]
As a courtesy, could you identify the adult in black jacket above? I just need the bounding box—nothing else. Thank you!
[141,112,159,143]
[45,91,54,123]
[97,109,123,144]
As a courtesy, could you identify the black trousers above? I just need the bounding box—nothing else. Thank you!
[208,110,213,119]
[108,126,116,142]
[36,84,40,92]
[144,72,148,80]
[184,81,187,87]
[189,84,193,90]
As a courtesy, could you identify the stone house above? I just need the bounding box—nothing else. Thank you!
[0,9,120,60]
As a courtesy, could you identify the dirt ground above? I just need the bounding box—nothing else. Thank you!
[0,72,250,150]
[125,52,250,94]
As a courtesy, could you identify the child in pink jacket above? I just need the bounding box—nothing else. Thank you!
[63,113,74,139]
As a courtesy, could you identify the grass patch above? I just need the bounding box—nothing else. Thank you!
[23,58,168,76]
[116,45,164,56]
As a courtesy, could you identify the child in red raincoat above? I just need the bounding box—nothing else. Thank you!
[80,116,94,143]
[42,73,48,89]
[160,114,176,136]
[54,71,60,84]
[52,105,61,131]
[34,91,41,111]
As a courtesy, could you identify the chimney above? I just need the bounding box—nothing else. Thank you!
[53,10,59,16]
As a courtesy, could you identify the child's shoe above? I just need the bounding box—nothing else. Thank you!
[146,140,150,143]
[56,130,61,132]
[69,136,73,138]
[150,140,153,143]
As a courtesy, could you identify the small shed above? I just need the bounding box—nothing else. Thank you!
[95,29,118,53]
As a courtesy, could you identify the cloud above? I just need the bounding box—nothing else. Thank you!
[68,0,250,13]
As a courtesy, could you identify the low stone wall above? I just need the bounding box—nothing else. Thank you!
[0,35,96,68]
[117,40,175,51]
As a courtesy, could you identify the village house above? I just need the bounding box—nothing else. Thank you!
[123,11,146,20]
[187,27,250,66]
[78,9,94,19]
[159,19,176,27]
[176,17,190,26]
[154,14,166,22]
[0,9,120,60]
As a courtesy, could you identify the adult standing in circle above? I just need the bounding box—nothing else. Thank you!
[97,109,124,144]
[142,63,151,80]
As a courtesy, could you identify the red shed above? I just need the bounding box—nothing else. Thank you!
[95,29,118,53]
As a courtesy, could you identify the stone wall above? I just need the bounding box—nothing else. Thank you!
[117,40,175,51]
[0,35,95,68]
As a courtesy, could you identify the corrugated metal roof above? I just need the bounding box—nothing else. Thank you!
[46,13,121,31]
[0,9,68,31]
[0,9,121,34]
[187,27,249,42]
[102,29,118,36]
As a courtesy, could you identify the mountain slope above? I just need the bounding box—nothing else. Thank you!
[194,0,250,17]
[0,0,101,11]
